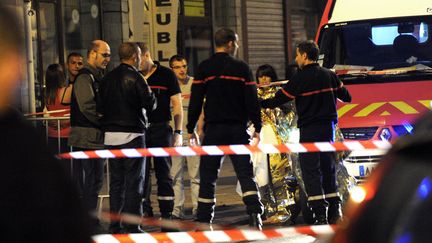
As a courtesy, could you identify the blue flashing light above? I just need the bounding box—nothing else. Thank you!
[403,123,413,134]
[417,177,432,200]
[395,233,411,243]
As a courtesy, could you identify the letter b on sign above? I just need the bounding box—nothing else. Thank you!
[157,32,170,43]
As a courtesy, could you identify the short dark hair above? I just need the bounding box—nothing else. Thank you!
[256,64,278,83]
[214,28,237,47]
[297,40,319,61]
[67,52,83,63]
[169,54,186,67]
[0,5,22,54]
[136,42,149,54]
[118,42,140,61]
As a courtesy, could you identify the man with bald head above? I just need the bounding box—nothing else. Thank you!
[99,42,156,233]
[68,39,111,232]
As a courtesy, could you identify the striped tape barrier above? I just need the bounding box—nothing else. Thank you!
[97,211,229,232]
[24,108,70,117]
[95,211,335,242]
[257,80,289,88]
[92,225,336,243]
[58,140,391,160]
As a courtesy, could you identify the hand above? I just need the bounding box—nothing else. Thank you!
[173,133,183,147]
[250,132,260,146]
[188,132,200,146]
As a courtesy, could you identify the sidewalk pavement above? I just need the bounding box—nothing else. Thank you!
[98,156,251,232]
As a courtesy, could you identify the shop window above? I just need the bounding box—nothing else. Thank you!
[178,0,213,76]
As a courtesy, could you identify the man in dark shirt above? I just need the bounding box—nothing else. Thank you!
[261,40,352,224]
[187,28,264,230]
[0,5,91,242]
[138,42,183,222]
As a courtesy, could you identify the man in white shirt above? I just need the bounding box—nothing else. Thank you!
[169,54,203,219]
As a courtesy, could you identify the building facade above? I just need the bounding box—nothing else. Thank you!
[4,0,324,113]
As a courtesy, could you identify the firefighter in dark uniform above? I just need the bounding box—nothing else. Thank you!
[138,42,183,220]
[187,28,264,230]
[261,40,352,224]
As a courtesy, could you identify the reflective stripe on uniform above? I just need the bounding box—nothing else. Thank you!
[157,196,174,201]
[198,197,216,203]
[242,191,258,197]
[325,192,340,199]
[308,194,325,201]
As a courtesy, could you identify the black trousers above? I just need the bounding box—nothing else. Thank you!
[197,123,263,223]
[106,136,146,231]
[72,146,104,224]
[144,122,174,215]
[299,122,338,207]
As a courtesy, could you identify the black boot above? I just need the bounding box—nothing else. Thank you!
[328,202,343,224]
[249,213,263,230]
[312,205,328,225]
[160,213,173,232]
[160,213,181,232]
[142,200,154,217]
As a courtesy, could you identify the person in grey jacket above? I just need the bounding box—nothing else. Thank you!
[68,40,111,233]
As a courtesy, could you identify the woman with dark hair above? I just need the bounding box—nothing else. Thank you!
[44,63,73,154]
[256,64,278,85]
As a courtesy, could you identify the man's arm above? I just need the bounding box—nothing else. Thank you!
[197,111,205,142]
[170,93,183,146]
[337,83,352,102]
[187,74,206,135]
[136,74,157,112]
[74,74,99,125]
[260,74,301,109]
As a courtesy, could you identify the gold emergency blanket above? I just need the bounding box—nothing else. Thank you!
[256,85,357,224]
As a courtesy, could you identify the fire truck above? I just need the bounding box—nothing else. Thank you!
[316,0,432,181]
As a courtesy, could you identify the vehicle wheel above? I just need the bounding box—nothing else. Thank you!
[300,188,315,224]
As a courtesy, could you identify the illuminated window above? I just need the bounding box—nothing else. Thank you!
[371,23,429,45]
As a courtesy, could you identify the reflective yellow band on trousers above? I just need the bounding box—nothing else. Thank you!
[308,194,325,201]
[157,196,175,200]
[242,191,258,197]
[198,197,216,203]
[325,192,340,198]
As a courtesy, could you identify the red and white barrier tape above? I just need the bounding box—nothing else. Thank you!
[92,225,336,243]
[257,80,289,88]
[24,109,70,117]
[97,212,229,232]
[58,140,391,159]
